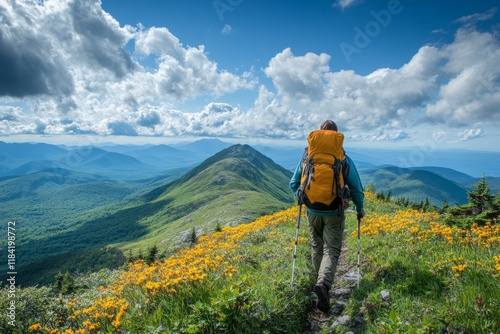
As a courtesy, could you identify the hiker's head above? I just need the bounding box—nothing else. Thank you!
[320,120,338,131]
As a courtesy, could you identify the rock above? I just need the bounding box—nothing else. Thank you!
[332,288,352,299]
[353,316,365,326]
[381,289,390,304]
[309,320,320,333]
[331,315,351,327]
[332,302,346,316]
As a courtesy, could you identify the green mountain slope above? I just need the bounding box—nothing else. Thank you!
[113,144,295,252]
[12,144,294,286]
[361,166,468,205]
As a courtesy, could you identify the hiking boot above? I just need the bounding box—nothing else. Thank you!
[313,283,330,313]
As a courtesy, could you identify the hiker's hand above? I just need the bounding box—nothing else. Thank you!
[357,211,365,219]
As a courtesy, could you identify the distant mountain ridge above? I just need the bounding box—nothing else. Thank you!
[361,166,469,205]
[173,138,232,156]
[4,144,294,286]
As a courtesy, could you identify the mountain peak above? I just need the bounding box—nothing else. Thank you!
[206,144,286,172]
[215,144,259,159]
[167,144,292,195]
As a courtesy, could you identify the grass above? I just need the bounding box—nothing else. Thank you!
[1,192,499,333]
[2,206,313,333]
[332,192,500,334]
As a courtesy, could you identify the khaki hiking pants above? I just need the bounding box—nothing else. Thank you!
[306,211,345,289]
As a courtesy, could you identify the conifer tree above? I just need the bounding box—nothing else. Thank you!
[189,227,197,244]
[146,245,158,265]
[54,272,76,295]
[54,272,63,293]
[443,176,500,228]
[365,183,376,193]
[441,199,449,214]
[423,197,430,212]
[127,249,135,263]
[62,272,76,295]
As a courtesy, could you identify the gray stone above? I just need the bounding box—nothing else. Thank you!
[331,315,351,327]
[332,302,345,316]
[381,289,390,303]
[332,288,352,298]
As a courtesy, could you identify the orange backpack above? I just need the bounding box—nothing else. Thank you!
[297,130,350,211]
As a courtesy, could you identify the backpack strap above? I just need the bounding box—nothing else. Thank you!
[296,147,309,205]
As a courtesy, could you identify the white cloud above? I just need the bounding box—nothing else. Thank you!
[0,0,256,137]
[258,44,439,135]
[0,0,498,146]
[332,0,362,10]
[135,27,184,60]
[457,128,484,141]
[426,27,500,126]
[253,25,498,139]
[349,129,412,142]
[264,48,330,104]
[454,7,497,26]
[153,45,254,100]
[0,106,22,122]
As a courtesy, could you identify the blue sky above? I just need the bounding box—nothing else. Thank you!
[0,0,499,150]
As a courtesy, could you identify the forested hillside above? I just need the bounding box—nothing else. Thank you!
[0,144,294,286]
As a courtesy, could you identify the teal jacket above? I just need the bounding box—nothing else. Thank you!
[289,154,365,216]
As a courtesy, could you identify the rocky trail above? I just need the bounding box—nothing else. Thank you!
[303,236,367,334]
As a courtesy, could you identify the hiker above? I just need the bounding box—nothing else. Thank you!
[289,120,365,313]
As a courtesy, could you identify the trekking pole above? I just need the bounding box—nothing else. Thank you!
[290,204,303,289]
[357,216,361,289]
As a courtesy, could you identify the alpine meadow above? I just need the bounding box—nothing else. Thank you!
[2,0,500,332]
[0,140,499,333]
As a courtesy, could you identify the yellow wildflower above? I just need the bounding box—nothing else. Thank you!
[29,323,42,332]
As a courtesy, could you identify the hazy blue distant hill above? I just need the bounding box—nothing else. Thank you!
[95,144,153,154]
[5,160,68,176]
[74,147,142,169]
[0,141,68,174]
[0,142,159,179]
[123,144,203,169]
[253,145,304,171]
[347,147,500,177]
[0,141,67,160]
[410,166,476,186]
[174,138,232,157]
[361,166,468,206]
